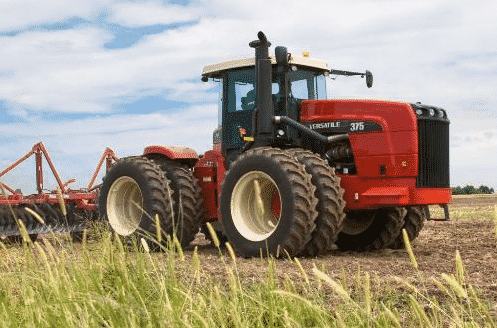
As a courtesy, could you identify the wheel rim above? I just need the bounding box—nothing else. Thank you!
[231,171,282,241]
[106,176,143,236]
[341,211,376,235]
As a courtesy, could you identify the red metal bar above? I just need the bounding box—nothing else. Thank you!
[0,146,37,178]
[0,181,16,195]
[86,148,118,190]
[0,142,117,210]
[0,142,68,193]
[63,178,77,188]
[35,142,67,193]
[36,149,43,193]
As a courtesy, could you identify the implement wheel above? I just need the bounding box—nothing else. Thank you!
[99,157,174,245]
[335,207,406,251]
[220,147,317,258]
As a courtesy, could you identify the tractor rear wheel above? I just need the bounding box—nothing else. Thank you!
[388,206,426,249]
[150,158,202,247]
[286,149,346,256]
[335,207,406,251]
[220,147,317,258]
[99,156,174,246]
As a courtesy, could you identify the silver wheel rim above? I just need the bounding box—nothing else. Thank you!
[341,212,375,235]
[231,171,282,241]
[106,176,143,236]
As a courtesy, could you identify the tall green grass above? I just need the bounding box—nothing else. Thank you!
[0,184,496,327]
[0,218,495,327]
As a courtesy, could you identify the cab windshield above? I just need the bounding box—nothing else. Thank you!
[224,67,327,113]
[284,68,327,101]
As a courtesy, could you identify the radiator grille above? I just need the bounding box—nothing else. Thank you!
[414,104,450,188]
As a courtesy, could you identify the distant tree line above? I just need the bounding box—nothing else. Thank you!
[452,185,495,195]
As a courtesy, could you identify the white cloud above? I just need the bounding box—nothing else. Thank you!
[0,0,114,31]
[0,24,224,114]
[0,0,496,189]
[0,104,217,143]
[109,1,199,27]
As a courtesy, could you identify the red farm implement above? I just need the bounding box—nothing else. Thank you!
[0,142,118,242]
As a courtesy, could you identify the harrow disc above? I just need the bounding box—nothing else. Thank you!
[0,203,98,243]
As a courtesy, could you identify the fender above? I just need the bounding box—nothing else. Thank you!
[143,145,199,164]
[193,149,226,220]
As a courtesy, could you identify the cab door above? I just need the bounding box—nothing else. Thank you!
[221,69,255,165]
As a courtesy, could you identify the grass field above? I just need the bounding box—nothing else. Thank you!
[0,195,495,327]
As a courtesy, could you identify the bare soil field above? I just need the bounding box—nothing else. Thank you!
[187,194,497,301]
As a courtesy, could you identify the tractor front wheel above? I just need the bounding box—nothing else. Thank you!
[220,147,317,258]
[388,206,426,249]
[335,207,406,251]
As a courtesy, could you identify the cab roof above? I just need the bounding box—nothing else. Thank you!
[202,55,329,79]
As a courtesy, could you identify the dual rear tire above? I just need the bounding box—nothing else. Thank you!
[98,156,200,248]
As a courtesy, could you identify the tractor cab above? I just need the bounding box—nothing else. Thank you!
[202,54,330,165]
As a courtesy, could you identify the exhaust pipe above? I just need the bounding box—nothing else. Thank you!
[249,32,274,140]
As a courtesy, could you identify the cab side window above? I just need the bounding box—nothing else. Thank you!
[237,83,255,111]
[226,70,255,113]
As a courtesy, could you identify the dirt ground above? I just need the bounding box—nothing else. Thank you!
[189,194,497,301]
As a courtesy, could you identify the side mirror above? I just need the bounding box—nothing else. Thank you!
[365,70,373,88]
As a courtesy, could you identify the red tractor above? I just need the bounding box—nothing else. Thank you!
[99,32,451,257]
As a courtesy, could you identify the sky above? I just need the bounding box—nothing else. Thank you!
[0,0,496,193]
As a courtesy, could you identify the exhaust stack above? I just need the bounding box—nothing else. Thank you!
[249,32,273,142]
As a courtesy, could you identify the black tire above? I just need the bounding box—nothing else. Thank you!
[388,206,426,249]
[98,156,174,246]
[149,158,202,247]
[286,149,346,256]
[335,207,406,251]
[220,147,317,258]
